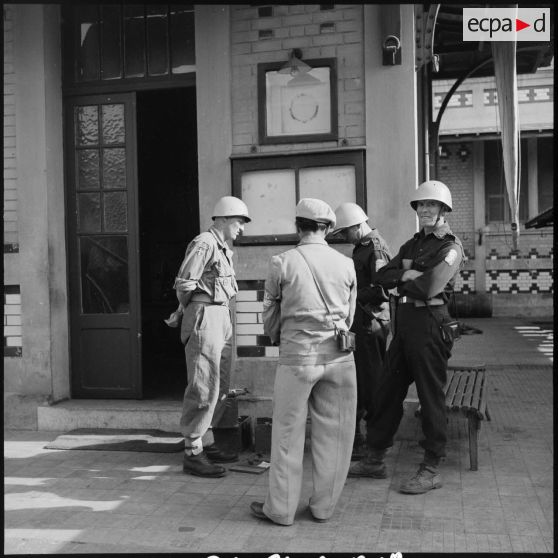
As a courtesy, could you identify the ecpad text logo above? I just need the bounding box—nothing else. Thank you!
[463,8,550,41]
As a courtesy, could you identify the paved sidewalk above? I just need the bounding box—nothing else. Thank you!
[4,317,553,554]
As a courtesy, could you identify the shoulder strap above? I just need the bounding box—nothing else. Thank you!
[295,246,334,318]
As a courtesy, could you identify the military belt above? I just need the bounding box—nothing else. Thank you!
[399,296,444,307]
[190,293,229,306]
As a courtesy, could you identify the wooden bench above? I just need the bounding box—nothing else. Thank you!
[415,363,491,471]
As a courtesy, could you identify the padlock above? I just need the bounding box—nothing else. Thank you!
[382,35,401,66]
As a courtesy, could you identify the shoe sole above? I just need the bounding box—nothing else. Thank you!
[206,456,239,463]
[347,471,387,479]
[399,482,442,494]
[183,467,226,478]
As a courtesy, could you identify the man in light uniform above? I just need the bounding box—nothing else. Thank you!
[349,181,464,494]
[173,196,250,478]
[333,203,392,462]
[250,198,357,525]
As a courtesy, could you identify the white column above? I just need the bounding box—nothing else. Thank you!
[363,4,419,251]
[195,5,232,231]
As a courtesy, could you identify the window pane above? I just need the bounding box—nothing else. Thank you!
[299,166,356,210]
[241,170,297,235]
[102,148,126,189]
[170,5,195,73]
[101,104,125,144]
[77,149,100,190]
[103,192,128,232]
[101,5,122,79]
[78,6,100,81]
[80,236,129,314]
[537,137,553,212]
[124,5,146,78]
[76,106,99,146]
[78,193,102,233]
[147,6,169,76]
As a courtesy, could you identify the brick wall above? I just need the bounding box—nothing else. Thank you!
[3,5,18,253]
[230,4,364,154]
[437,141,475,258]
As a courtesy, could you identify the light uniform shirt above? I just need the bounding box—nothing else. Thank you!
[262,237,357,365]
[174,226,238,304]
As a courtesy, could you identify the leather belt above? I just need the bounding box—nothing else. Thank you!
[190,293,228,306]
[399,296,445,307]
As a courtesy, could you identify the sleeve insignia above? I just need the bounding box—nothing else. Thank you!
[444,249,458,266]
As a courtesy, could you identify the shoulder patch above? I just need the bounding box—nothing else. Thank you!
[444,249,458,266]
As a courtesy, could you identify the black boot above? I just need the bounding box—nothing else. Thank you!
[204,444,239,463]
[183,451,226,477]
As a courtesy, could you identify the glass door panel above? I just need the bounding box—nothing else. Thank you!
[66,93,141,398]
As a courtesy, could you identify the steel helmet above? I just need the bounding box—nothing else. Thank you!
[212,196,251,222]
[295,198,336,228]
[333,202,368,233]
[410,180,452,212]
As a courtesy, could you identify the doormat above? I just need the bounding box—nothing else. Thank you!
[44,428,185,453]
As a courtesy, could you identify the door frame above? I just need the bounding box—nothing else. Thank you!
[65,92,142,398]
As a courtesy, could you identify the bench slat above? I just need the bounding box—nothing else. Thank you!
[470,371,484,413]
[450,373,469,410]
[461,371,477,411]
[445,370,462,407]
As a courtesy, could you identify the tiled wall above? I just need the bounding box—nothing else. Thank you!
[230,4,365,153]
[3,5,18,253]
[4,285,22,357]
[236,280,277,357]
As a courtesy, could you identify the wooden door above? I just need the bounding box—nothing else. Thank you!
[66,93,142,397]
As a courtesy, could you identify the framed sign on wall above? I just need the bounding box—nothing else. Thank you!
[258,58,338,145]
[231,149,366,245]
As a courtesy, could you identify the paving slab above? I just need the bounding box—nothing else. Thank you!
[4,317,553,554]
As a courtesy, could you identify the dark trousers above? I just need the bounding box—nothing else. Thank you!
[354,321,390,426]
[365,303,454,459]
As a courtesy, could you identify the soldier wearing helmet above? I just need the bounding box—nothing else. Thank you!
[250,198,357,526]
[349,180,464,495]
[333,203,393,461]
[171,196,250,478]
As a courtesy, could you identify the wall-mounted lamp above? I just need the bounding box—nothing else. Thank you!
[439,145,451,159]
[279,49,322,86]
[279,49,311,77]
[458,144,470,162]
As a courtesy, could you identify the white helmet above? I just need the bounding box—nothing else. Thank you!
[295,198,336,228]
[212,196,251,222]
[410,180,452,212]
[333,202,368,233]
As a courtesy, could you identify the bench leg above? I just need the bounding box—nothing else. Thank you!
[467,414,481,471]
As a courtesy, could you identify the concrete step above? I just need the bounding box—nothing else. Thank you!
[37,396,417,432]
[37,397,273,432]
[38,400,183,432]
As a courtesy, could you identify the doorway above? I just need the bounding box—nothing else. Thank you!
[136,87,199,399]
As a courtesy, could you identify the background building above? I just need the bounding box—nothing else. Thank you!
[3,4,553,429]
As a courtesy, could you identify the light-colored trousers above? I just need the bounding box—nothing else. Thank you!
[263,358,357,525]
[180,302,232,445]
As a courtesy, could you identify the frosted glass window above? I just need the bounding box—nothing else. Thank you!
[241,170,297,235]
[299,166,356,209]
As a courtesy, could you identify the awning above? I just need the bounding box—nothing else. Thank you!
[525,207,553,229]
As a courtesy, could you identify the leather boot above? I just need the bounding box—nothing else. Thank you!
[399,463,442,494]
[348,448,387,478]
[204,444,239,463]
[183,451,226,477]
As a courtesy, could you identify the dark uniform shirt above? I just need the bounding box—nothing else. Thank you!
[375,222,464,302]
[352,229,392,329]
